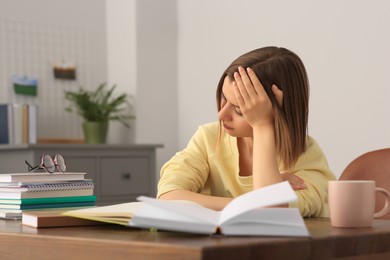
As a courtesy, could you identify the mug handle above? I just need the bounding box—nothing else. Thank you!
[374,187,390,218]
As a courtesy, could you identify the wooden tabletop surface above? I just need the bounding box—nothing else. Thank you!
[0,218,390,259]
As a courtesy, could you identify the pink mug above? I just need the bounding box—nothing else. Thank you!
[328,180,390,228]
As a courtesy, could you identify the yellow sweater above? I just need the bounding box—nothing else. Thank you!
[158,122,336,217]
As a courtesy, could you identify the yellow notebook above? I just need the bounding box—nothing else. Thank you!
[63,202,144,226]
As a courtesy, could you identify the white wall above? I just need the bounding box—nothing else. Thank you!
[134,0,178,174]
[106,0,137,144]
[176,0,390,177]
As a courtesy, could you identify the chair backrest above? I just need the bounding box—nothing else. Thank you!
[339,148,390,220]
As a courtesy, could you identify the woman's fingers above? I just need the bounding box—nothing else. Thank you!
[237,67,258,98]
[233,71,250,102]
[280,172,307,190]
[233,81,245,107]
[272,85,283,107]
[245,67,268,98]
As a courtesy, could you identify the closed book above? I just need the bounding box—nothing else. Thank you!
[22,104,28,143]
[0,201,96,210]
[0,211,21,219]
[0,179,93,187]
[28,104,38,144]
[13,104,23,144]
[0,103,38,144]
[0,188,94,199]
[0,104,13,144]
[0,204,95,220]
[22,209,105,228]
[0,179,93,186]
[0,180,94,192]
[0,195,96,205]
[0,172,86,182]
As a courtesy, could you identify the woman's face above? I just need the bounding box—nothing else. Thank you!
[218,76,253,137]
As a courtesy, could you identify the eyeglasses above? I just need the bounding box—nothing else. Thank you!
[25,154,67,173]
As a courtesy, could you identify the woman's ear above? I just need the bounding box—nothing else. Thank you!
[272,85,283,107]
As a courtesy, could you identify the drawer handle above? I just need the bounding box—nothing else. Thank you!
[122,173,131,180]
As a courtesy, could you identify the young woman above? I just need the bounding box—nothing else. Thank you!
[158,46,336,217]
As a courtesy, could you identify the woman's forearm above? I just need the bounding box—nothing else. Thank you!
[252,125,284,189]
[159,189,232,211]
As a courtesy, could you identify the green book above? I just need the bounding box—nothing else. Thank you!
[0,195,96,205]
[0,201,96,210]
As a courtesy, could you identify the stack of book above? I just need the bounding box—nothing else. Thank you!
[0,172,95,219]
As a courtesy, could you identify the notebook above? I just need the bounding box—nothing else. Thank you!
[0,172,86,182]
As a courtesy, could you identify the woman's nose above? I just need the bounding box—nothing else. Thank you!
[218,105,231,121]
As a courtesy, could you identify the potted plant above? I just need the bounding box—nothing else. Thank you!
[64,83,135,144]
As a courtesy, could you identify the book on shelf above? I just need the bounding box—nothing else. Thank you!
[27,104,38,144]
[0,103,38,145]
[0,172,86,182]
[64,182,310,237]
[0,104,13,144]
[22,209,106,228]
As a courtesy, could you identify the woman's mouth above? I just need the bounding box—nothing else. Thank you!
[223,123,233,130]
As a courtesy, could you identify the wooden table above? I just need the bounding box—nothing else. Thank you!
[0,218,390,259]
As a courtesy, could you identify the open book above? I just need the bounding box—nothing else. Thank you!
[64,181,309,236]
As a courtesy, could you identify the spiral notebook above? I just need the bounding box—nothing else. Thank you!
[0,180,94,192]
[0,180,94,199]
[0,172,86,182]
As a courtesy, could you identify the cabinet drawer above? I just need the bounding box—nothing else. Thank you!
[100,156,150,197]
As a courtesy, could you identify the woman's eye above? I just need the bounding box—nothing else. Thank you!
[235,107,243,116]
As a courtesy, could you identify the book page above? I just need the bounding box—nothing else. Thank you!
[137,197,220,225]
[220,208,310,237]
[131,203,217,234]
[219,181,297,225]
[63,202,143,219]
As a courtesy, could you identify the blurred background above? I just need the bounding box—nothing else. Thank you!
[1,0,389,180]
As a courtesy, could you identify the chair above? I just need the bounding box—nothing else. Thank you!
[339,148,390,220]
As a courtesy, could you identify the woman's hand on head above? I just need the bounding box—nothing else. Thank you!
[233,66,282,128]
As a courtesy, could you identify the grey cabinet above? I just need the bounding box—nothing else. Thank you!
[0,144,162,205]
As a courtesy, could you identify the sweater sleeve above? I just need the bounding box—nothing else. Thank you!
[157,125,212,198]
[289,137,336,217]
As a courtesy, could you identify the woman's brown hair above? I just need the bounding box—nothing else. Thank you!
[216,46,309,170]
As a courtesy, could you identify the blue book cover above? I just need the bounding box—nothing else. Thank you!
[0,104,10,144]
